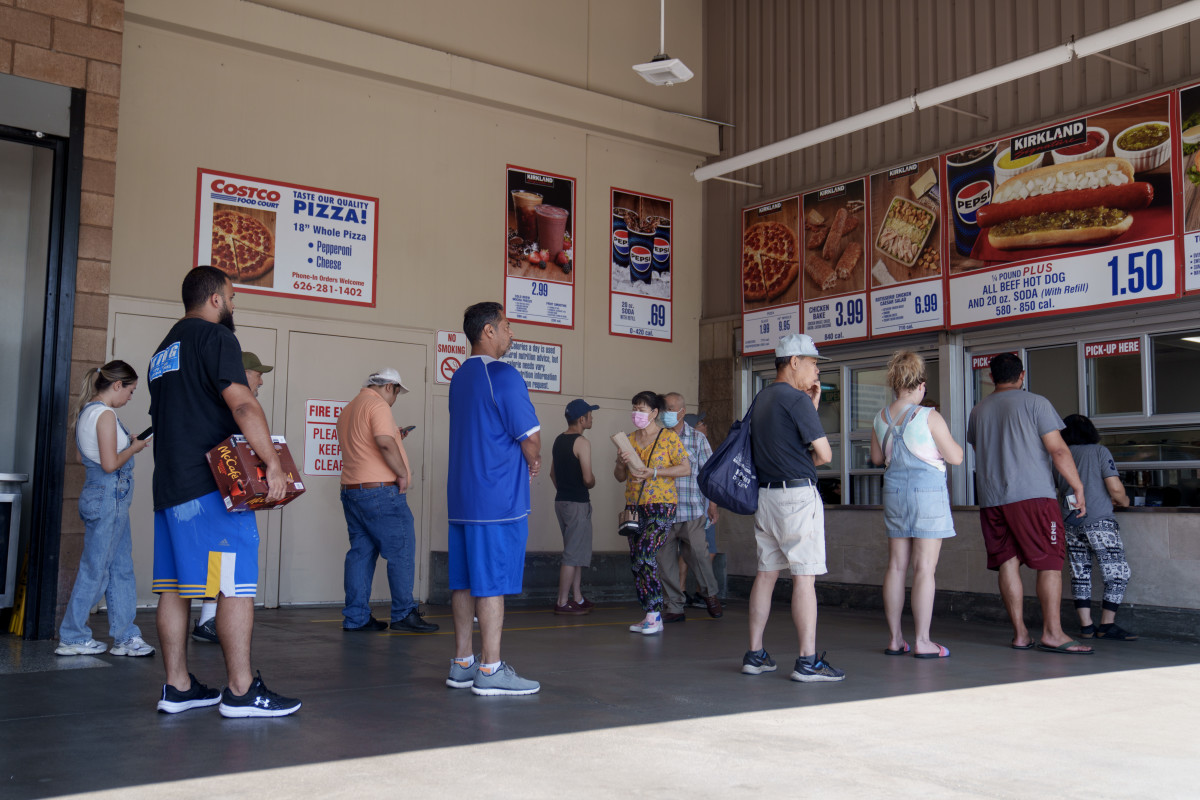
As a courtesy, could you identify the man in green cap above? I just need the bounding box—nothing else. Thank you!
[191,350,275,644]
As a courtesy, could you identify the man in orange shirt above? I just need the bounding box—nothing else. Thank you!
[337,368,438,633]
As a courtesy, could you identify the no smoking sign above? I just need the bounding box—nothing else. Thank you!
[436,331,468,384]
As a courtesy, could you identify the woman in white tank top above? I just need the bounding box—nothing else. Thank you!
[56,360,153,657]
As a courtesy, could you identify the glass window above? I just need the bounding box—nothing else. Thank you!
[923,362,943,414]
[1085,338,1141,416]
[1029,345,1079,418]
[1152,331,1200,415]
[1099,428,1200,507]
[817,370,841,435]
[851,366,888,431]
[970,352,1013,405]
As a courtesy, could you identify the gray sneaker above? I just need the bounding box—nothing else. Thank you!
[446,656,480,689]
[110,635,155,657]
[55,639,107,656]
[470,662,540,696]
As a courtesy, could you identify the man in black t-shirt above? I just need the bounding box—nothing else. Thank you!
[147,266,300,718]
[741,333,845,683]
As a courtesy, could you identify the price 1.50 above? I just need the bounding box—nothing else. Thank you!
[835,298,864,327]
[1108,249,1164,297]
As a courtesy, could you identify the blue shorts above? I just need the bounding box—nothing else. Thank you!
[448,519,528,597]
[152,490,260,598]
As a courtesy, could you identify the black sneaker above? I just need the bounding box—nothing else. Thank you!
[390,609,439,633]
[191,618,219,643]
[741,649,778,675]
[218,672,301,718]
[1096,624,1139,641]
[343,615,388,632]
[686,593,707,610]
[791,652,846,683]
[157,673,221,714]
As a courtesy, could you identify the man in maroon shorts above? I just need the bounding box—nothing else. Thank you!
[967,353,1092,654]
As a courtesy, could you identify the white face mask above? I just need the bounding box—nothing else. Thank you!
[660,411,679,428]
[631,410,651,429]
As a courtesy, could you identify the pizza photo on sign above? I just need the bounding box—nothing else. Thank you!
[211,203,276,288]
[802,180,867,301]
[741,196,800,311]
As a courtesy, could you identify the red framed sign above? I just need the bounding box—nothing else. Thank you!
[609,187,673,341]
[505,165,576,329]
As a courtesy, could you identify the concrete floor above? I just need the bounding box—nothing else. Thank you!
[2,601,1198,799]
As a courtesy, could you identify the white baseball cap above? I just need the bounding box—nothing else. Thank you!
[775,333,830,362]
[363,367,409,393]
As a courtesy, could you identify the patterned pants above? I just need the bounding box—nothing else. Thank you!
[627,503,675,612]
[1065,517,1131,610]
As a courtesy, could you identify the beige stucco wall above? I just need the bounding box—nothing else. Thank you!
[105,0,716,601]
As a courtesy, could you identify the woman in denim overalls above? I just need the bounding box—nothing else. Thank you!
[870,351,963,659]
[56,360,153,657]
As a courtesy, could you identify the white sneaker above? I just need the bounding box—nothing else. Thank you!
[55,639,107,656]
[628,619,664,635]
[110,635,155,657]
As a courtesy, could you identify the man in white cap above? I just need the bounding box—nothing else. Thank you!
[742,333,843,682]
[336,368,438,633]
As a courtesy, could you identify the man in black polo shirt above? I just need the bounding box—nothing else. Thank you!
[741,333,844,683]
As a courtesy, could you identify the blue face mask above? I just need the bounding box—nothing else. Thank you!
[660,411,679,428]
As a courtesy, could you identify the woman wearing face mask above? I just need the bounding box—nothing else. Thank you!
[56,360,155,657]
[614,391,690,634]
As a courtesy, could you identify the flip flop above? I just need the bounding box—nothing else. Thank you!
[883,642,910,656]
[1010,641,1035,650]
[913,644,950,659]
[1036,640,1094,655]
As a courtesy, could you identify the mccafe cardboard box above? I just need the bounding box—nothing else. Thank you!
[206,435,305,511]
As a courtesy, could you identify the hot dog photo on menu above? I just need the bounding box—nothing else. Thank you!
[947,94,1173,274]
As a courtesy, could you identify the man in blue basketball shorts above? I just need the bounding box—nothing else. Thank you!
[445,302,542,696]
[148,266,301,717]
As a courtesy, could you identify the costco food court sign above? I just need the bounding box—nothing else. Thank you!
[194,168,379,307]
[303,399,347,476]
[435,330,468,385]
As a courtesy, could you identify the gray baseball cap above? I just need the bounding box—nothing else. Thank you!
[363,367,409,393]
[776,333,830,362]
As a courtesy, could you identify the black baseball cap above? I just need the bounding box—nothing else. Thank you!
[565,398,599,422]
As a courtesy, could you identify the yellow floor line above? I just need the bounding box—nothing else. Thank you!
[311,607,637,623]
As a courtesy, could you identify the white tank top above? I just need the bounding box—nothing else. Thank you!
[76,403,131,464]
[873,405,946,473]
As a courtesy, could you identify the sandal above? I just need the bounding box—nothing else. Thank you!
[1079,624,1096,639]
[1095,624,1139,641]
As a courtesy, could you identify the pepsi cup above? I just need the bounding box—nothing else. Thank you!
[629,245,652,284]
[612,231,630,269]
[946,143,997,256]
[652,220,671,273]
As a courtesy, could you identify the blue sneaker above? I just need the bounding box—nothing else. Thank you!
[446,656,480,689]
[741,649,777,675]
[791,652,845,683]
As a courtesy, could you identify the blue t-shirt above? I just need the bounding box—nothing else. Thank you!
[447,356,541,523]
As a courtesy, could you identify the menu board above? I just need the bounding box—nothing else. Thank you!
[946,93,1180,327]
[741,196,801,354]
[609,188,673,340]
[801,180,868,344]
[867,158,945,337]
[1178,82,1200,294]
[194,169,377,307]
[505,166,575,328]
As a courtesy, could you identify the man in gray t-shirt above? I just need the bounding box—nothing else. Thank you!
[966,353,1090,654]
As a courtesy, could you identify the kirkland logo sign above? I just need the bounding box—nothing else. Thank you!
[1011,119,1086,160]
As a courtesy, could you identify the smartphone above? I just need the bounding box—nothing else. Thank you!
[137,426,154,440]
[400,425,417,435]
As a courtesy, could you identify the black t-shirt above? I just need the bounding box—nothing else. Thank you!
[147,317,248,510]
[552,432,589,503]
[749,381,826,483]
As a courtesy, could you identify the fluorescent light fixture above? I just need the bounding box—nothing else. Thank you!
[694,0,1200,182]
[1181,336,1200,344]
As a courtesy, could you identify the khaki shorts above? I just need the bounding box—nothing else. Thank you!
[753,484,826,576]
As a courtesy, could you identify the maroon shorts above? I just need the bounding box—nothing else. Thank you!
[979,498,1065,571]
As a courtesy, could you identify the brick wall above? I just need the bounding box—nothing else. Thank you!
[0,0,124,622]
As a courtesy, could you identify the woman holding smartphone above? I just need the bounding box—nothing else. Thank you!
[56,360,154,657]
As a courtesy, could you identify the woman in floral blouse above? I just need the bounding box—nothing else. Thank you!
[614,390,690,635]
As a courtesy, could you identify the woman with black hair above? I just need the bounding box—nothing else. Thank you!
[614,390,690,635]
[1055,414,1137,641]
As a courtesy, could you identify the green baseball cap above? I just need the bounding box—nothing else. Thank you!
[242,351,273,373]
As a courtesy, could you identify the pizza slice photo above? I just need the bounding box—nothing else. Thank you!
[210,206,276,286]
[741,220,800,305]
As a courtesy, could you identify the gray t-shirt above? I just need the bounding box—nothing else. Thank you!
[966,389,1064,508]
[1055,443,1120,523]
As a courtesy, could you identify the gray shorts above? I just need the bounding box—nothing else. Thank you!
[554,500,593,567]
